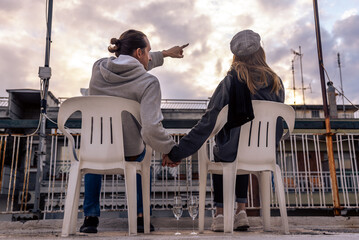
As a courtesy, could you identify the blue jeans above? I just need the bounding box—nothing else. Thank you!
[83,149,150,217]
[212,174,248,208]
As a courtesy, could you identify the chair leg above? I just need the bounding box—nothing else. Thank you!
[198,164,208,233]
[259,171,271,231]
[70,172,82,234]
[125,163,138,236]
[274,165,289,234]
[222,163,236,233]
[141,153,151,234]
[61,162,81,237]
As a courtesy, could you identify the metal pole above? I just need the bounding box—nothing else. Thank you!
[337,53,345,118]
[291,59,296,105]
[313,0,341,215]
[33,0,53,215]
[293,46,306,116]
[299,46,305,105]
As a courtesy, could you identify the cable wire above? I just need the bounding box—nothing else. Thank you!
[20,114,42,137]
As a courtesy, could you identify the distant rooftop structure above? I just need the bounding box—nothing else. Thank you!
[161,99,208,109]
[1,89,359,119]
[1,89,59,107]
[293,104,359,119]
[3,89,59,119]
[1,97,209,109]
[0,97,7,107]
[74,87,209,110]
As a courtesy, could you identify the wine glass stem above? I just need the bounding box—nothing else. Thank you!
[192,219,195,232]
[177,218,179,233]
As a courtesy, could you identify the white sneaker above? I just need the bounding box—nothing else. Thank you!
[211,214,224,232]
[234,210,249,231]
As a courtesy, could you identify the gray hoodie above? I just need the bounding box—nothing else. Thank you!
[89,52,176,156]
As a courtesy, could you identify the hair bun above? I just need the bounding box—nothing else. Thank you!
[110,38,118,45]
[108,38,121,53]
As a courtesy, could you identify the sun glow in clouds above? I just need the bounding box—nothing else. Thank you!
[0,0,358,104]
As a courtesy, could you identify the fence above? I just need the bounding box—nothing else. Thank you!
[0,132,359,218]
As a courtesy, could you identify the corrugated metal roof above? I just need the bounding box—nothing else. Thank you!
[0,98,8,107]
[161,99,208,110]
[0,97,209,110]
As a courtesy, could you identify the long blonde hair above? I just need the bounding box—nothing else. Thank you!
[231,47,282,95]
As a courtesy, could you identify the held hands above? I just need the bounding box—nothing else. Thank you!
[162,43,189,58]
[162,154,181,168]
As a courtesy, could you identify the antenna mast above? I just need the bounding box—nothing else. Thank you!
[292,46,306,105]
[33,0,53,215]
[291,59,296,105]
[299,46,305,105]
[337,52,345,118]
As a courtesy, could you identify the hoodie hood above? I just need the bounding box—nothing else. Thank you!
[99,55,147,84]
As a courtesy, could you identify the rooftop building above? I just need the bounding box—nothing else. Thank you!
[0,89,358,227]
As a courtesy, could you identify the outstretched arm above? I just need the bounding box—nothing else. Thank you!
[148,43,189,70]
[162,43,189,58]
[163,77,231,167]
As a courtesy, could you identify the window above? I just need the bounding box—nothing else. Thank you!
[312,110,320,118]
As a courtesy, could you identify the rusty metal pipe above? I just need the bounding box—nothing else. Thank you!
[313,0,341,215]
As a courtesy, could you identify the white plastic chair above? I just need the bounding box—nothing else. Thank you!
[58,96,152,237]
[198,100,295,234]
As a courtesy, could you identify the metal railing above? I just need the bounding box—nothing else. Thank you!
[1,132,359,217]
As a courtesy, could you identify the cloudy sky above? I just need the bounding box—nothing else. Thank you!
[0,0,358,105]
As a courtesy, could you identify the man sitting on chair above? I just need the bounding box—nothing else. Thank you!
[81,29,188,233]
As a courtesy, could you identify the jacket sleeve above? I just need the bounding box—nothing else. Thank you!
[148,51,164,70]
[140,79,176,154]
[168,77,231,162]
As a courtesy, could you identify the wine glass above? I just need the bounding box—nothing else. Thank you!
[188,196,198,235]
[172,196,183,235]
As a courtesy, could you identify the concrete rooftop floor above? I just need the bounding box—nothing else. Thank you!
[0,216,359,239]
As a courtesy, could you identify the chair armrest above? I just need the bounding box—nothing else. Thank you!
[208,105,228,139]
[57,98,81,162]
[62,130,79,162]
[198,105,228,165]
[280,130,290,141]
[198,140,211,165]
[68,137,79,162]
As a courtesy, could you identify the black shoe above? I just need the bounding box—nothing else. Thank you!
[80,216,99,233]
[137,216,155,233]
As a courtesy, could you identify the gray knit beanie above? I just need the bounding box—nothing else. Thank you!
[230,29,261,57]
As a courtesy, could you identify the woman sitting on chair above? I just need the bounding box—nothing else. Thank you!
[162,29,285,232]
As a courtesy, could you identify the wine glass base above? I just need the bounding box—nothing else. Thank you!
[174,232,181,235]
[190,232,198,235]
